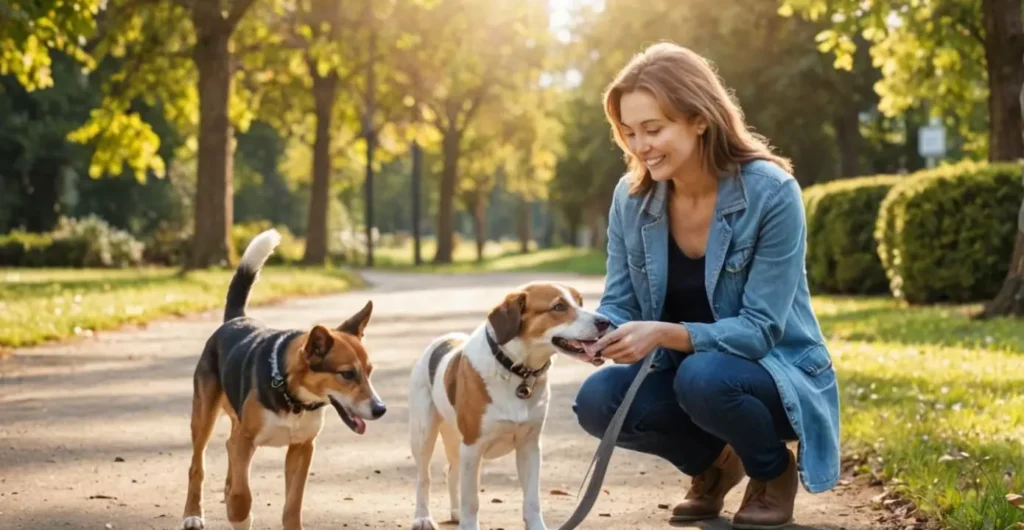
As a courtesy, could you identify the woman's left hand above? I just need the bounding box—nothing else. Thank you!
[590,321,667,364]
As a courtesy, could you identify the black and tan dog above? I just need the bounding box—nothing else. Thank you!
[179,229,386,530]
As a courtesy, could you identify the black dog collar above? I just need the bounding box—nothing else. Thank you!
[485,330,550,399]
[270,347,327,414]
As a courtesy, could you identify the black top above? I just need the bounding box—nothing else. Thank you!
[660,232,716,325]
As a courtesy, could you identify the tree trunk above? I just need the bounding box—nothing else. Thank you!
[834,105,862,177]
[976,0,1024,318]
[517,196,531,254]
[470,198,486,262]
[303,71,338,265]
[433,130,460,264]
[982,0,1024,162]
[187,16,234,269]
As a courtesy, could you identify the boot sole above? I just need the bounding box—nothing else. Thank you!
[731,518,793,529]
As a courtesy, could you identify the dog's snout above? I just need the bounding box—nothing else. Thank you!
[370,400,387,419]
[594,317,612,333]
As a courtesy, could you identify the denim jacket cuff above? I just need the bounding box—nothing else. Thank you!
[681,321,718,353]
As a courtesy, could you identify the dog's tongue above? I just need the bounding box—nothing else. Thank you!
[353,416,366,435]
[581,341,602,358]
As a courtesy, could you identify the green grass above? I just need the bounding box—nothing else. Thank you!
[372,239,608,275]
[0,266,364,348]
[816,296,1024,529]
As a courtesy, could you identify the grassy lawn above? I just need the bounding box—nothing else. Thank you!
[373,240,608,275]
[0,266,364,349]
[816,296,1024,529]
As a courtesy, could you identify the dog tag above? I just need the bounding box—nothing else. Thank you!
[516,381,532,399]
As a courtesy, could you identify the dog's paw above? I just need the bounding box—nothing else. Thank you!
[180,516,205,530]
[411,517,439,530]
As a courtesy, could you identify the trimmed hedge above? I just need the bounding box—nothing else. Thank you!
[875,160,1023,304]
[803,175,903,294]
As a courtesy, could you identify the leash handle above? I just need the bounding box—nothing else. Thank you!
[556,351,657,530]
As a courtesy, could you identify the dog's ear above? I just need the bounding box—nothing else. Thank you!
[563,285,584,307]
[338,300,373,338]
[488,291,526,344]
[306,325,334,361]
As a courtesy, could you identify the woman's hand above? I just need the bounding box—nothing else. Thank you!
[590,321,669,364]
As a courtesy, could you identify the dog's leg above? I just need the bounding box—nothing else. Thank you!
[516,427,546,530]
[457,442,484,530]
[180,370,222,530]
[282,440,314,530]
[438,422,462,523]
[225,433,257,530]
[410,407,441,530]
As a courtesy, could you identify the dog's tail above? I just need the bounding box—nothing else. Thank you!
[224,228,281,322]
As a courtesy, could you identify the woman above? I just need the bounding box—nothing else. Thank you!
[572,42,840,529]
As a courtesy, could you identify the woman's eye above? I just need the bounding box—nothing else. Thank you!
[339,370,358,381]
[647,129,661,135]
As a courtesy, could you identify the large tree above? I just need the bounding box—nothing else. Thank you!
[391,0,550,263]
[780,0,1024,315]
[67,0,262,269]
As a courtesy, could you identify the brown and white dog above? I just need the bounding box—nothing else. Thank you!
[408,282,611,530]
[179,229,386,530]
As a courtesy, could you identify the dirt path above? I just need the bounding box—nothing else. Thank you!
[0,270,884,529]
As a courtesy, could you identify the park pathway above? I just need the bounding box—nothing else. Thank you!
[1,270,885,529]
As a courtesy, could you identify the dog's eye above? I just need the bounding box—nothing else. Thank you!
[552,302,568,312]
[338,370,358,381]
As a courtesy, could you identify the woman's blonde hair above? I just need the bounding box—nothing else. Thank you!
[603,42,793,195]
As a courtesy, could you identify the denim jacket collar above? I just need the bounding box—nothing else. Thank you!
[640,168,749,220]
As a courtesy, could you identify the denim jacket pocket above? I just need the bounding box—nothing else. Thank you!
[791,344,833,377]
[627,252,647,274]
[724,242,754,273]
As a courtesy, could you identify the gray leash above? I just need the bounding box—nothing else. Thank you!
[557,351,657,529]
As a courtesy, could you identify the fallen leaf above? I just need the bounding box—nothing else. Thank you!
[657,503,670,510]
[89,495,117,500]
[491,498,503,504]
[549,488,571,496]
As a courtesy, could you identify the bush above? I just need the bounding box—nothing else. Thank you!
[875,160,1023,304]
[51,215,145,267]
[0,216,145,268]
[0,231,54,267]
[803,175,903,294]
[142,222,191,266]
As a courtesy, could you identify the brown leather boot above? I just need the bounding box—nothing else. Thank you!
[731,448,798,529]
[670,445,746,522]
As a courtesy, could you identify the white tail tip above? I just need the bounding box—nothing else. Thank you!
[239,228,281,271]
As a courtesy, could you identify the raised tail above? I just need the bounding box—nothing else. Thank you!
[223,228,281,322]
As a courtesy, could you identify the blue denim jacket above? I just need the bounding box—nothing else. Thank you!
[595,159,841,493]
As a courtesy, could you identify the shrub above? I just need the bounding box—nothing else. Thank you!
[51,215,145,267]
[0,231,54,267]
[803,175,903,294]
[0,216,145,268]
[875,160,1023,304]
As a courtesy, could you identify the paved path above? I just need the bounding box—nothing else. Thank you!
[0,270,883,529]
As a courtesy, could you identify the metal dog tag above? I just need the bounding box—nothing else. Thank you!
[516,381,533,399]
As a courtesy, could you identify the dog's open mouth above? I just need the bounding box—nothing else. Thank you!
[329,396,366,435]
[552,337,601,360]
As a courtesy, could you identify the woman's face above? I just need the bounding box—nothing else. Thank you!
[618,90,705,182]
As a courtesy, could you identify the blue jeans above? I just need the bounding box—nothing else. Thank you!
[572,351,797,481]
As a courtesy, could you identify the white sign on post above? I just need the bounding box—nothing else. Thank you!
[918,116,946,167]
